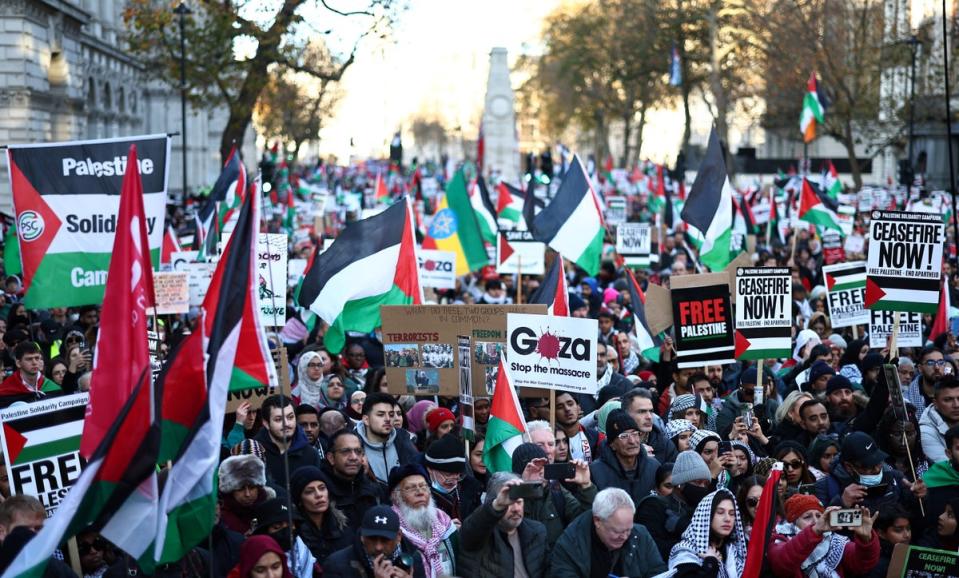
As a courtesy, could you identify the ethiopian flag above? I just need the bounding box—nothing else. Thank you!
[298,198,423,354]
[423,171,489,275]
[483,352,528,474]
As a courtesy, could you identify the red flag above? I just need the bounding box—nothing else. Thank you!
[81,144,155,459]
[743,464,784,578]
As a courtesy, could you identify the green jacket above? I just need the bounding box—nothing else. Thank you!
[550,510,667,578]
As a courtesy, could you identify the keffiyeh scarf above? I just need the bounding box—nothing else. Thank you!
[668,489,747,578]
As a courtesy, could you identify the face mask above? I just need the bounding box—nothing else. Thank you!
[431,480,451,495]
[858,470,883,487]
[268,528,292,551]
[682,483,712,507]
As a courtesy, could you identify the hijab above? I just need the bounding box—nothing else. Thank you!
[231,535,293,578]
[669,489,748,578]
[293,351,324,408]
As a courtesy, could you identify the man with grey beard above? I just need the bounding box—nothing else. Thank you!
[387,464,459,578]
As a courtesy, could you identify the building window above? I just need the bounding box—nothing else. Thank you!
[103,82,112,111]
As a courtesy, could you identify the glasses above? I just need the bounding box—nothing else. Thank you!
[924,359,947,367]
[433,470,465,482]
[79,538,108,555]
[307,362,324,369]
[782,460,804,470]
[333,448,364,456]
[401,483,430,494]
[617,431,641,442]
[746,497,760,508]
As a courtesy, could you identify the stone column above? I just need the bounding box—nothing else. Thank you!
[480,47,521,185]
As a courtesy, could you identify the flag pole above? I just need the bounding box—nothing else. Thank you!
[891,312,900,360]
[516,254,523,305]
[942,0,959,268]
[765,186,773,248]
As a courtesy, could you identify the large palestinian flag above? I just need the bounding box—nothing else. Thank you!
[7,135,169,309]
[682,127,739,271]
[531,155,605,276]
[483,353,528,474]
[298,198,424,354]
[798,178,842,233]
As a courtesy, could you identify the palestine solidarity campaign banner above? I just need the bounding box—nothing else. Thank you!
[8,135,170,308]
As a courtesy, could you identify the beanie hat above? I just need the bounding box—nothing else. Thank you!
[827,334,848,350]
[605,409,640,440]
[808,360,836,383]
[672,450,712,485]
[387,463,429,494]
[568,293,587,311]
[638,370,655,382]
[218,454,266,494]
[861,352,885,373]
[689,429,721,453]
[230,439,267,460]
[290,466,333,503]
[826,375,853,396]
[511,442,547,475]
[425,433,467,474]
[596,401,622,435]
[598,383,628,408]
[664,419,697,440]
[739,367,757,386]
[425,407,456,433]
[784,494,823,523]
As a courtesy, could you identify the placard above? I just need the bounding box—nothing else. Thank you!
[616,223,651,267]
[505,313,598,394]
[458,335,474,434]
[496,231,546,275]
[822,262,868,328]
[869,310,922,348]
[418,249,457,289]
[184,261,216,306]
[257,233,288,327]
[150,271,189,314]
[821,230,845,265]
[866,210,944,313]
[671,274,735,368]
[0,394,89,516]
[226,346,289,412]
[380,304,546,397]
[605,197,627,225]
[844,234,865,254]
[893,545,959,578]
[734,267,791,360]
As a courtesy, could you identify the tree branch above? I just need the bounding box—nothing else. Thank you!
[319,0,373,17]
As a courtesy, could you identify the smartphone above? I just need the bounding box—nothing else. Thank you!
[796,483,817,496]
[508,482,543,500]
[394,553,415,573]
[864,483,889,499]
[544,462,575,481]
[829,508,863,527]
[718,441,733,456]
[741,404,753,430]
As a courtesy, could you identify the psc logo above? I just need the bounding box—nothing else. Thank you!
[17,211,44,242]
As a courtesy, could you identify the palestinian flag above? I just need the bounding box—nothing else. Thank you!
[743,464,784,578]
[626,269,661,362]
[1,397,85,468]
[298,198,423,354]
[529,255,569,316]
[423,172,489,276]
[470,178,498,245]
[824,161,842,200]
[161,225,180,265]
[496,182,525,228]
[824,262,866,292]
[681,127,739,271]
[374,171,389,202]
[3,146,162,578]
[4,220,20,277]
[483,352,528,474]
[522,181,538,231]
[800,72,824,143]
[150,179,276,570]
[798,178,842,233]
[531,155,605,276]
[194,146,246,259]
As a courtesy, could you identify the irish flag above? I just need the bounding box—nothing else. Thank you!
[798,178,842,233]
[496,182,525,229]
[298,198,423,354]
[800,72,824,143]
[423,171,489,276]
[483,352,528,474]
[531,155,605,276]
[681,127,739,272]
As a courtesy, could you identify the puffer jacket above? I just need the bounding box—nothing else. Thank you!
[459,501,548,578]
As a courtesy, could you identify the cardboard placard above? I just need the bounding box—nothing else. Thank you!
[734,267,791,360]
[257,234,288,327]
[380,304,547,397]
[869,310,922,348]
[225,346,289,413]
[645,282,673,336]
[496,231,546,275]
[671,273,735,368]
[822,262,869,328]
[866,210,944,313]
[505,313,598,394]
[616,223,651,267]
[151,271,190,314]
[0,394,89,516]
[417,249,457,289]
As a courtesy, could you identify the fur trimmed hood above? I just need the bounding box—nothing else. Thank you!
[218,454,266,493]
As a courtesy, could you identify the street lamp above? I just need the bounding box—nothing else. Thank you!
[904,35,921,178]
[173,1,191,200]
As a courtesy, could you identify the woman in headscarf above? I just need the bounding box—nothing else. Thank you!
[291,351,324,409]
[316,374,348,411]
[838,339,869,386]
[668,488,748,578]
[769,494,879,578]
[226,536,293,578]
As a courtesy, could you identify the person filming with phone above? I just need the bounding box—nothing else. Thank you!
[768,494,879,578]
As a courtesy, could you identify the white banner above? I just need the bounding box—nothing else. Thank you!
[496,231,545,275]
[257,233,288,327]
[417,249,457,289]
[506,313,597,394]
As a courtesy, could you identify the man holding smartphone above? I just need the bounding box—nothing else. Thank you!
[324,505,425,578]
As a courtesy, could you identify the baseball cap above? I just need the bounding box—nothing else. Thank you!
[361,505,400,539]
[840,431,888,467]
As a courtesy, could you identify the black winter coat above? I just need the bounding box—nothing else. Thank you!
[589,442,661,508]
[458,501,548,578]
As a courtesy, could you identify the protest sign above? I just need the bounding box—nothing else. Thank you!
[822,262,868,328]
[184,261,216,306]
[457,335,474,434]
[8,135,170,309]
[257,233,288,327]
[734,267,791,360]
[169,250,200,271]
[844,234,865,255]
[150,271,189,314]
[0,393,89,516]
[418,249,457,289]
[506,313,598,394]
[496,231,545,275]
[866,210,944,313]
[889,545,959,578]
[869,310,922,348]
[616,223,651,267]
[605,197,627,225]
[380,304,546,397]
[147,329,163,384]
[671,273,735,368]
[288,258,308,287]
[821,230,845,265]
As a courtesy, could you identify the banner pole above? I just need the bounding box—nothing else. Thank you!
[852,324,859,341]
[549,389,556,432]
[902,430,925,516]
[766,186,774,248]
[891,312,900,361]
[516,254,523,305]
